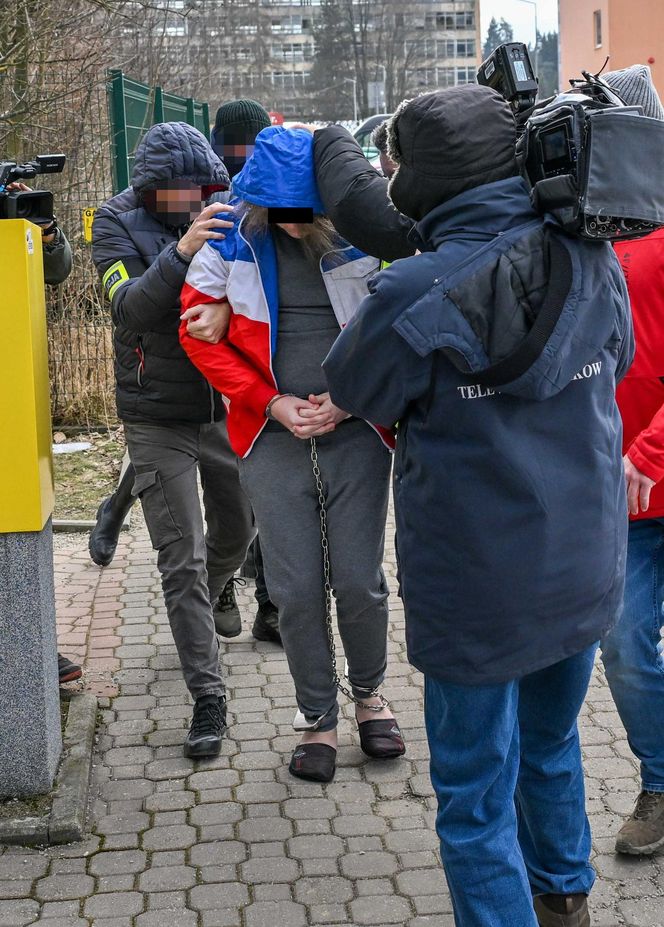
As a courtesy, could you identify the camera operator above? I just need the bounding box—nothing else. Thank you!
[5,179,79,683]
[5,181,72,284]
[597,65,664,858]
[323,84,633,927]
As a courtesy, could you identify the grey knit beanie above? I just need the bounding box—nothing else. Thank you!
[603,65,664,120]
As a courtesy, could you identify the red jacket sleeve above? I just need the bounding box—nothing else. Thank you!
[180,321,277,416]
[627,402,664,484]
[179,246,278,416]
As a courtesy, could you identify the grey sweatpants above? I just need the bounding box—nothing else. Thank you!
[124,418,254,700]
[239,420,391,731]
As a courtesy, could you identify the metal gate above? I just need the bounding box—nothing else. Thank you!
[107,69,210,194]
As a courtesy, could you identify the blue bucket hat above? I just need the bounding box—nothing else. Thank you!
[231,126,325,213]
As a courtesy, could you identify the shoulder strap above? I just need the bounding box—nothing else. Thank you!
[475,230,573,388]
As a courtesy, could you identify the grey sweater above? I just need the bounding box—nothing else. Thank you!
[271,226,340,400]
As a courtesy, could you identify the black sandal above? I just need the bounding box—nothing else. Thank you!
[357,718,406,759]
[289,742,337,782]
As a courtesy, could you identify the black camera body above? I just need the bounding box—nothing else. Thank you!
[477,42,538,118]
[0,154,66,224]
[478,44,664,241]
[523,84,664,241]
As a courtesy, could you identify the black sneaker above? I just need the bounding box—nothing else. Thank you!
[183,695,227,758]
[213,577,245,637]
[58,653,82,683]
[252,601,282,645]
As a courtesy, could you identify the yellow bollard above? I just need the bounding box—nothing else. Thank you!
[0,219,54,532]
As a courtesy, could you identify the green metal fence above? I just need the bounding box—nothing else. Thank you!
[107,69,211,193]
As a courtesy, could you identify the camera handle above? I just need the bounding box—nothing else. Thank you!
[310,436,388,713]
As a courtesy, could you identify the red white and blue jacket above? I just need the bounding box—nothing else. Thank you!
[179,215,395,457]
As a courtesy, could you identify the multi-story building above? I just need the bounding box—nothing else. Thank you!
[559,0,664,99]
[120,0,481,120]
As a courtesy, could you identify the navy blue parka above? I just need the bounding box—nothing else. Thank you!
[323,177,634,685]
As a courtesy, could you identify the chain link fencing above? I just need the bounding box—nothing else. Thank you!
[2,66,210,427]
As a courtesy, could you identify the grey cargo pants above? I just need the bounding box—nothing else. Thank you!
[124,418,254,699]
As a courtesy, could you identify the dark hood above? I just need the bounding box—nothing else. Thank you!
[387,85,518,221]
[131,121,230,193]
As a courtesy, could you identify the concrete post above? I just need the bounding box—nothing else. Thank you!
[0,219,62,798]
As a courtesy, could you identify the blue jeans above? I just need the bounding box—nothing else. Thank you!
[424,646,597,927]
[602,517,664,792]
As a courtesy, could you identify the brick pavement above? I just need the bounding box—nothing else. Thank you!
[1,508,663,926]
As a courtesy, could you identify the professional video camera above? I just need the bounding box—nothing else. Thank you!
[477,42,539,120]
[0,154,66,224]
[477,44,664,241]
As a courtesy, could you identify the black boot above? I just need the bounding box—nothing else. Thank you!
[89,465,135,567]
[183,695,227,758]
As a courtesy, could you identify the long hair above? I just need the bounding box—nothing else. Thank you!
[239,203,340,264]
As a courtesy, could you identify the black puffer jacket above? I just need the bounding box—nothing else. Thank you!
[92,122,230,424]
[313,125,415,262]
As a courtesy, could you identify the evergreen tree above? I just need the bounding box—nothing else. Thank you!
[535,31,559,98]
[308,0,354,120]
[483,17,514,60]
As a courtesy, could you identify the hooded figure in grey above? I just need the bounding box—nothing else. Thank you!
[91,123,254,755]
[93,122,230,423]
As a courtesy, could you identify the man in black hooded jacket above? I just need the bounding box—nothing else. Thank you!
[92,122,254,757]
[324,85,633,927]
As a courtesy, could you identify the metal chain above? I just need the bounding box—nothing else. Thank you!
[310,437,388,713]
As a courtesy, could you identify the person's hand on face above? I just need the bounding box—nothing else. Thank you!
[176,203,235,259]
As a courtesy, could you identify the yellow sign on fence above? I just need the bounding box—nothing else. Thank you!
[82,207,96,243]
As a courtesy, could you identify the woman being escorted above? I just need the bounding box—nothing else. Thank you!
[179,127,404,782]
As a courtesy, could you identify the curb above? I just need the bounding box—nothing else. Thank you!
[53,510,131,534]
[49,692,98,844]
[0,692,98,846]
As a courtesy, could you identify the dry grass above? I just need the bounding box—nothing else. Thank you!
[47,243,117,428]
[52,429,125,520]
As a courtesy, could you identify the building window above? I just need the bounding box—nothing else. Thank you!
[593,10,602,47]
[456,67,476,85]
[441,39,477,58]
[437,67,456,88]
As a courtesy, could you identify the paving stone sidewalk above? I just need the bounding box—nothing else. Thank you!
[1,506,663,927]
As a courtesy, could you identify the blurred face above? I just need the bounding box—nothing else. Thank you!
[213,128,258,177]
[145,180,205,224]
[276,222,313,239]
